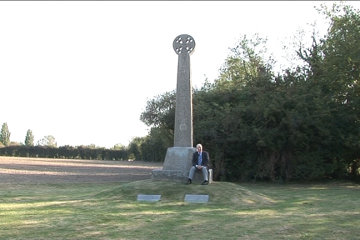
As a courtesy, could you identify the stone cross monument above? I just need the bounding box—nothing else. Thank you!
[152,34,197,182]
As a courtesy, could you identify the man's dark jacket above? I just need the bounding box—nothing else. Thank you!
[192,151,210,168]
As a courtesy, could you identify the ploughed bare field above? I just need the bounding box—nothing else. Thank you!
[0,156,163,184]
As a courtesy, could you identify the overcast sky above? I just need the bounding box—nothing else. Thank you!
[1,1,359,148]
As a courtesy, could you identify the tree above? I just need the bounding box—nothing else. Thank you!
[137,3,360,181]
[25,129,35,146]
[139,127,173,162]
[127,137,145,160]
[296,3,360,179]
[112,143,126,150]
[140,91,176,131]
[0,123,11,146]
[37,135,57,147]
[192,35,280,181]
[140,90,176,157]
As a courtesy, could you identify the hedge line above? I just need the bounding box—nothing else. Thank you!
[0,145,128,161]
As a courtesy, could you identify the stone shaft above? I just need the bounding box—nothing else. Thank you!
[174,53,193,147]
[173,34,195,147]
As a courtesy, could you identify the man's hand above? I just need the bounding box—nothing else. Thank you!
[196,165,203,170]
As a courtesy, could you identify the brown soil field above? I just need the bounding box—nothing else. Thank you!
[0,156,163,184]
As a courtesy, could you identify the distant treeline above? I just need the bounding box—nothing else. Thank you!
[0,145,128,161]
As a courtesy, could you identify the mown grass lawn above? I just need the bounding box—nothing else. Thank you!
[0,180,359,239]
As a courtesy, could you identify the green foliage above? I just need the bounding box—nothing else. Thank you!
[139,127,173,162]
[138,91,176,161]
[193,36,282,181]
[140,91,176,130]
[127,137,145,160]
[139,3,360,181]
[37,135,57,148]
[25,129,34,146]
[0,145,128,160]
[295,3,360,179]
[112,143,126,150]
[0,122,11,146]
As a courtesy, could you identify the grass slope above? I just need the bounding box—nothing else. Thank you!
[0,181,359,239]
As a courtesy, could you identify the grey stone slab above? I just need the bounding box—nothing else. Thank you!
[162,147,195,172]
[152,147,196,182]
[137,194,161,202]
[184,194,209,203]
[152,169,185,182]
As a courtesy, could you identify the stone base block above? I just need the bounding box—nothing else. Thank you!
[162,147,196,172]
[152,168,213,184]
[152,169,186,182]
[152,147,196,182]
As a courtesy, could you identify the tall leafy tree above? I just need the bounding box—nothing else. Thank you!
[193,35,279,181]
[140,90,176,131]
[25,129,35,146]
[127,137,145,160]
[139,127,173,162]
[139,91,176,161]
[296,3,360,178]
[37,135,57,147]
[139,3,360,181]
[0,123,11,146]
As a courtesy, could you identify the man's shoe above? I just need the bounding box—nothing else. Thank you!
[187,178,192,184]
[201,180,209,185]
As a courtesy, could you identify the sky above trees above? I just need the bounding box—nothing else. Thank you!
[1,1,359,148]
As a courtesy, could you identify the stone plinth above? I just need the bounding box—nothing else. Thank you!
[152,147,196,182]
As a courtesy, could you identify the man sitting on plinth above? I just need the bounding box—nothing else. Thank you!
[187,143,209,185]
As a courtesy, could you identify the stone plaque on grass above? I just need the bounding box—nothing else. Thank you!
[184,194,209,203]
[137,194,161,202]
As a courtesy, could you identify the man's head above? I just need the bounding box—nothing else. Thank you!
[196,144,203,153]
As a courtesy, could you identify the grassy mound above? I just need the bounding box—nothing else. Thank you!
[98,180,275,207]
[1,180,359,239]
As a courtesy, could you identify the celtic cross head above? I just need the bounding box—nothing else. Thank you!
[173,34,195,55]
